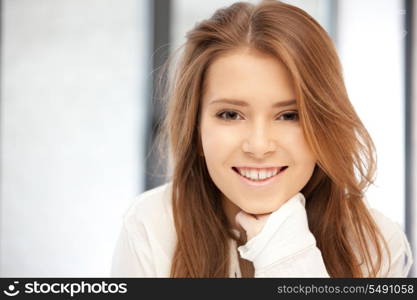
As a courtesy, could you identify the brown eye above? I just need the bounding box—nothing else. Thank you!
[278,112,299,121]
[216,110,243,121]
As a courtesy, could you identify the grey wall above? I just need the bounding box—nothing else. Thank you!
[1,0,149,276]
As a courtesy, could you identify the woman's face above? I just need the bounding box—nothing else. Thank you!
[199,48,317,218]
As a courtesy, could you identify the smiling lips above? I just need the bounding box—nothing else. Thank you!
[232,166,288,181]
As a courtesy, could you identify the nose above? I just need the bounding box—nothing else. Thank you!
[242,121,277,159]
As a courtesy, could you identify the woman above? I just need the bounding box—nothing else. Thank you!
[111,0,413,277]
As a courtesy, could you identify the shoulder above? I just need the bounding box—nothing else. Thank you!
[367,208,413,277]
[112,182,175,276]
[121,181,175,244]
[368,208,402,240]
[123,181,173,228]
[121,181,176,259]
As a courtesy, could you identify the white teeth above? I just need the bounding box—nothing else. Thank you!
[236,167,281,181]
[259,170,268,179]
[243,169,249,178]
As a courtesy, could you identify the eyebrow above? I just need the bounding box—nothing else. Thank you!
[209,98,297,108]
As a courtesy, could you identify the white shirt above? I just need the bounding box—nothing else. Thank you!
[110,182,413,277]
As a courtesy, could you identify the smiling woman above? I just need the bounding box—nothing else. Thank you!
[199,48,316,219]
[111,0,413,277]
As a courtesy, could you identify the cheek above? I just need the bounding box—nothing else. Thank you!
[285,127,317,165]
[200,121,237,163]
[286,130,317,190]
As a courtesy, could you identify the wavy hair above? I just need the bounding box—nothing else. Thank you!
[155,0,390,277]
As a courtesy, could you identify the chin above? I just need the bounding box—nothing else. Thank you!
[238,193,284,212]
[239,203,276,215]
[247,208,273,215]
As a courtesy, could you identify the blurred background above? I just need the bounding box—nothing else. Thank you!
[0,0,415,277]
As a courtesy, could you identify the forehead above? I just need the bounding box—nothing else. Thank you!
[203,48,295,105]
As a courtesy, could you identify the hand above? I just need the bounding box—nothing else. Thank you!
[235,211,272,241]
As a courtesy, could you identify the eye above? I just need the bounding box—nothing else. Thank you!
[277,111,299,121]
[216,110,243,121]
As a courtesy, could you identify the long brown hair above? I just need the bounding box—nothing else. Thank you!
[155,0,391,277]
